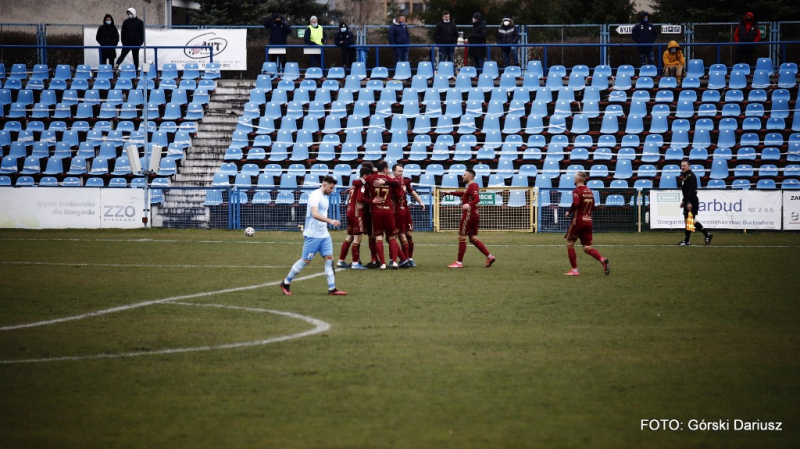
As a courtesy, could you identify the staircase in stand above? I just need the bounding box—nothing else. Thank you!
[153,79,254,228]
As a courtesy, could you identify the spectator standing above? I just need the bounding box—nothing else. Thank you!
[263,13,293,67]
[631,11,658,66]
[467,13,488,70]
[334,22,356,71]
[304,16,327,68]
[96,14,120,66]
[496,16,520,67]
[662,40,685,80]
[734,12,761,66]
[114,7,144,70]
[388,15,411,63]
[434,11,458,63]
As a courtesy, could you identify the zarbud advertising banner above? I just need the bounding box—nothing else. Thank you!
[650,189,781,230]
[83,28,246,70]
[0,188,145,229]
[783,190,800,230]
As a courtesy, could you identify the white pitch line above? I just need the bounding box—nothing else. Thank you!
[0,269,338,332]
[0,303,330,365]
[0,261,289,269]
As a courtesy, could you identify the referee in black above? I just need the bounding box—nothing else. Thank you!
[678,158,713,246]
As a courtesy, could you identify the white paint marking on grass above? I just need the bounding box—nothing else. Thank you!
[0,261,288,269]
[0,303,330,365]
[0,269,340,332]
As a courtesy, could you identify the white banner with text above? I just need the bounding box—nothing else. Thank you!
[83,28,247,70]
[650,189,782,230]
[0,188,145,229]
[783,190,800,230]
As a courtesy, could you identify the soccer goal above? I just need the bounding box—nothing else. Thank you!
[433,187,537,232]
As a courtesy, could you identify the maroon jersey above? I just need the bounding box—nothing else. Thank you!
[449,182,480,218]
[569,185,594,227]
[446,182,481,235]
[346,179,365,218]
[366,173,397,213]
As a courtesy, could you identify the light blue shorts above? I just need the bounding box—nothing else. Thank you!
[301,236,333,260]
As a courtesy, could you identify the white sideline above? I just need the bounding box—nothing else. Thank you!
[0,302,330,365]
[0,270,333,332]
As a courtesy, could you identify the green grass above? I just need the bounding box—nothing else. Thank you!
[1,229,799,448]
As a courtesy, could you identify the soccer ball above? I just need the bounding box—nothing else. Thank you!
[244,227,255,237]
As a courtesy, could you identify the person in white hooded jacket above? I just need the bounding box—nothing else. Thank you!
[115,7,145,69]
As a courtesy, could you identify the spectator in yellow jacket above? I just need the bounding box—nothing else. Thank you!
[662,40,685,80]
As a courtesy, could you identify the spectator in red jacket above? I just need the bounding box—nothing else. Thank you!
[733,12,761,66]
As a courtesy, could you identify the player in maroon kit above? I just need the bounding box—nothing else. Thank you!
[336,166,372,269]
[393,164,425,268]
[564,171,610,276]
[444,168,496,268]
[365,160,402,269]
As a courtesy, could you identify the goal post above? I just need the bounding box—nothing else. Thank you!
[433,187,537,232]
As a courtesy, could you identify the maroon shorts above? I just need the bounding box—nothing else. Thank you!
[395,207,412,234]
[372,208,397,237]
[459,212,479,236]
[346,213,365,235]
[565,223,593,246]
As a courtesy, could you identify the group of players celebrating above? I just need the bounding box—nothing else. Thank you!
[337,160,424,270]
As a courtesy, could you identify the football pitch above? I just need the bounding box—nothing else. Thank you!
[1,229,798,448]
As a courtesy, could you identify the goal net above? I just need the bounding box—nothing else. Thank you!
[433,187,536,232]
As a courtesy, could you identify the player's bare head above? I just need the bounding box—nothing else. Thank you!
[359,166,372,177]
[393,164,404,176]
[463,169,476,182]
[361,161,374,171]
[376,160,389,173]
[574,171,587,185]
[680,158,690,171]
[321,175,337,193]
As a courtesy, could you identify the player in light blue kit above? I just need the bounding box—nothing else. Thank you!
[280,176,347,296]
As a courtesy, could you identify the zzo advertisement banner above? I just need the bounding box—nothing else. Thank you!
[649,189,782,230]
[83,28,247,70]
[0,188,145,229]
[783,190,800,230]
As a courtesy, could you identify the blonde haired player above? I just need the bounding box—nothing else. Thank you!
[564,171,610,276]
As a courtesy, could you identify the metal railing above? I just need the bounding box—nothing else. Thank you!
[0,44,215,69]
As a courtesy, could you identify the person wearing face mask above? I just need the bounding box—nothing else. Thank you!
[496,16,520,68]
[96,14,120,66]
[304,16,327,68]
[334,22,356,71]
[388,15,411,63]
[662,40,685,80]
[733,12,761,66]
[262,13,293,66]
[434,11,458,63]
[114,7,144,70]
[466,12,488,71]
[631,11,658,67]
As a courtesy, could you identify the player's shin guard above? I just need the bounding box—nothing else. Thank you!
[388,237,399,262]
[376,240,386,265]
[352,242,360,263]
[369,237,377,262]
[586,248,604,262]
[402,241,410,260]
[458,240,467,263]
[568,247,578,269]
[325,259,336,290]
[286,259,308,283]
[338,240,351,262]
[472,239,490,257]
